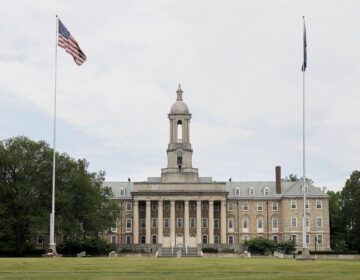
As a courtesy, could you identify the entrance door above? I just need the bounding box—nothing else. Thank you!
[163,235,170,247]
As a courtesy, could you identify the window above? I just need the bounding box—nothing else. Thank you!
[126,235,132,244]
[272,235,278,243]
[291,200,297,209]
[306,200,310,209]
[257,201,263,211]
[302,185,308,193]
[243,235,249,242]
[202,202,208,210]
[177,120,183,142]
[126,202,132,211]
[202,218,208,228]
[164,218,169,228]
[111,235,117,244]
[140,204,145,212]
[243,201,249,211]
[272,202,278,211]
[249,187,255,196]
[214,219,219,229]
[306,217,310,228]
[152,218,157,228]
[120,188,126,196]
[152,234,157,244]
[317,234,323,244]
[228,235,234,244]
[214,235,220,244]
[235,187,240,196]
[126,219,132,230]
[227,201,233,211]
[202,235,208,244]
[177,156,182,165]
[264,187,270,196]
[214,203,220,211]
[177,218,183,228]
[190,201,196,210]
[316,217,323,228]
[140,235,146,244]
[316,200,322,209]
[163,202,170,210]
[291,217,297,227]
[290,234,297,242]
[37,235,44,245]
[243,218,249,229]
[257,217,263,229]
[306,234,310,244]
[177,202,183,210]
[190,218,196,228]
[272,218,278,229]
[140,219,145,229]
[152,202,157,210]
[228,218,234,229]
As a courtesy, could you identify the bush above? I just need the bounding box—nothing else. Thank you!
[220,248,234,253]
[245,237,276,255]
[57,238,115,256]
[277,240,296,254]
[202,247,218,253]
[310,250,359,255]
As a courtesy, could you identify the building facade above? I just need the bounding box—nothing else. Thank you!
[103,85,330,253]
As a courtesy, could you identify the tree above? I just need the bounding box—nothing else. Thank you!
[0,136,120,256]
[282,174,314,184]
[340,171,360,251]
[244,236,276,255]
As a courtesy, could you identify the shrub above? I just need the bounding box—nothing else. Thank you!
[277,240,296,254]
[220,248,234,253]
[202,247,218,253]
[310,250,359,255]
[57,238,115,256]
[245,237,276,255]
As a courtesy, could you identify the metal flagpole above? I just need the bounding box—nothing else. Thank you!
[301,16,307,252]
[49,14,59,253]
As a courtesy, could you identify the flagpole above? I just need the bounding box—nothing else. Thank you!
[49,14,58,253]
[301,16,307,252]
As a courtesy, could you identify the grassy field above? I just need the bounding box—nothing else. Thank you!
[0,257,360,280]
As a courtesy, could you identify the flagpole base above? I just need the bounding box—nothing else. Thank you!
[42,244,62,257]
[296,248,314,260]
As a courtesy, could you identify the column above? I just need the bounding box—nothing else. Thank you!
[145,201,151,244]
[170,200,176,246]
[196,200,202,244]
[158,200,163,244]
[220,200,227,244]
[209,200,214,244]
[184,200,190,246]
[133,201,139,244]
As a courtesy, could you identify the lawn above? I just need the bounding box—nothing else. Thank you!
[0,257,360,280]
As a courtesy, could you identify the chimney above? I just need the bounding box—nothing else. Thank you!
[275,166,281,194]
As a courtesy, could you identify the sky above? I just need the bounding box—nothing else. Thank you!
[1,0,359,191]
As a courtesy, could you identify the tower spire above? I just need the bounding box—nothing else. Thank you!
[176,84,183,101]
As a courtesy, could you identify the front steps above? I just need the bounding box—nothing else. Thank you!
[159,247,200,257]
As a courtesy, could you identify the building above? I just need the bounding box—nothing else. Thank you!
[103,85,330,254]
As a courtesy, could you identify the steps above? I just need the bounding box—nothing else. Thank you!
[160,247,200,257]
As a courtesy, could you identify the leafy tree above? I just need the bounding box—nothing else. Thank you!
[244,236,276,255]
[0,136,120,256]
[282,174,314,184]
[340,171,360,252]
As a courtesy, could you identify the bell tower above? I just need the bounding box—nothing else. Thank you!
[161,85,199,182]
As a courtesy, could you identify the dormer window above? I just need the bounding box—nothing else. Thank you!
[264,187,270,196]
[249,187,255,196]
[120,188,126,196]
[235,187,240,196]
[302,185,309,193]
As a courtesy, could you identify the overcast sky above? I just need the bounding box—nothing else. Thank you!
[1,0,359,191]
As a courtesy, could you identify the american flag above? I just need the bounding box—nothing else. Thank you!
[58,19,86,66]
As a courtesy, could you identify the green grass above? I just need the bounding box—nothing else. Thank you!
[0,257,360,280]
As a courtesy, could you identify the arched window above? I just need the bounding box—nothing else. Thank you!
[257,217,264,229]
[111,235,117,244]
[177,120,183,142]
[272,235,278,243]
[152,234,157,244]
[202,234,208,244]
[235,187,240,196]
[228,235,234,245]
[126,235,132,244]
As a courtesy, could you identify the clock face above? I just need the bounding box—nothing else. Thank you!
[177,149,183,157]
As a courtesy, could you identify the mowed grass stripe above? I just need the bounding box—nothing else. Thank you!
[0,257,359,280]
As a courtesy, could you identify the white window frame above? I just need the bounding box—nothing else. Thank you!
[176,202,183,210]
[257,201,263,211]
[202,234,208,244]
[190,218,196,228]
[177,218,183,228]
[228,218,234,229]
[291,200,297,209]
[111,235,117,244]
[272,202,278,211]
[202,202,208,210]
[272,218,278,229]
[291,217,297,228]
[257,217,264,229]
[126,202,132,211]
[126,235,132,244]
[306,200,310,209]
[228,235,234,244]
[235,187,240,196]
[126,219,132,230]
[264,187,270,196]
[306,234,310,244]
[316,217,323,228]
[249,187,255,196]
[140,235,146,244]
[214,235,220,244]
[243,201,249,211]
[152,234,157,244]
[306,216,310,229]
[227,201,234,211]
[164,218,170,228]
[316,200,322,209]
[202,218,208,228]
[152,218,157,228]
[190,201,196,210]
[291,234,297,242]
[317,234,323,244]
[140,219,145,229]
[120,188,126,196]
[272,235,278,243]
[243,217,249,229]
[214,219,220,229]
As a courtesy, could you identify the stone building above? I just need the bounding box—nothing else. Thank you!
[102,85,330,254]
